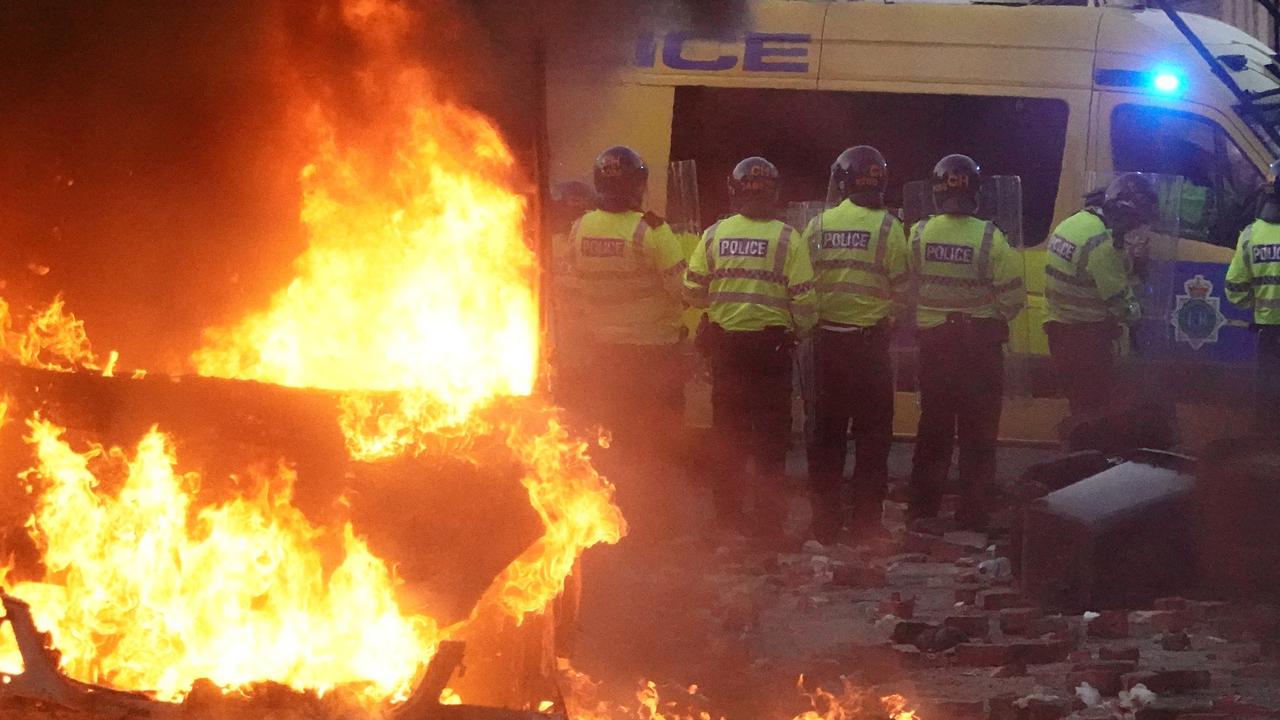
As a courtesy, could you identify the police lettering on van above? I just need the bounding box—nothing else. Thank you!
[634,32,811,73]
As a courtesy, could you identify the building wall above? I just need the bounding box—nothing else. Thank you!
[1178,0,1275,48]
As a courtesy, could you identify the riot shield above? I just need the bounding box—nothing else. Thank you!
[666,160,702,238]
[786,198,827,444]
[1084,172,1185,367]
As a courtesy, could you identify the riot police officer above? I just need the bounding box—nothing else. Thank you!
[907,155,1025,530]
[558,146,688,451]
[802,146,908,545]
[1043,173,1157,417]
[1226,160,1280,432]
[685,157,817,540]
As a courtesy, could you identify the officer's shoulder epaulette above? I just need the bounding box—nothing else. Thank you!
[642,211,666,229]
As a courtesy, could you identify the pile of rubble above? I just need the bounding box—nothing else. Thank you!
[701,483,1280,720]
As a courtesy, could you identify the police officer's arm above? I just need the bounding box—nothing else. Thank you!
[644,218,690,302]
[683,227,713,309]
[1225,227,1255,310]
[1088,243,1141,324]
[785,226,819,334]
[991,228,1026,321]
[885,218,910,309]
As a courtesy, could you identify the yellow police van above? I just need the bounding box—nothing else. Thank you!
[544,0,1280,446]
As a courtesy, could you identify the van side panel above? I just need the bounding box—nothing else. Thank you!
[820,5,1100,91]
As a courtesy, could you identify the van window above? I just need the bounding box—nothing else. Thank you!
[1110,104,1262,247]
[669,87,1070,246]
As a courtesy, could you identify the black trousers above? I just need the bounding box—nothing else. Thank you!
[806,326,893,540]
[709,327,794,535]
[1045,320,1119,416]
[909,321,1005,525]
[1257,326,1280,433]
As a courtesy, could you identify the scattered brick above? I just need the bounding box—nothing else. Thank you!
[1151,610,1196,634]
[1134,699,1215,720]
[832,562,887,588]
[1027,616,1071,638]
[915,626,968,653]
[1099,645,1140,663]
[891,620,935,645]
[1074,660,1139,674]
[1009,638,1070,665]
[1159,631,1192,651]
[890,643,928,669]
[955,584,983,605]
[929,538,973,563]
[1069,650,1093,663]
[879,592,916,619]
[993,661,1026,678]
[945,614,990,640]
[1067,669,1124,697]
[1088,610,1130,639]
[999,607,1042,636]
[1123,669,1211,694]
[1177,715,1230,720]
[979,589,1028,611]
[955,642,1013,666]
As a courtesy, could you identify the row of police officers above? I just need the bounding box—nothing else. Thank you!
[555,142,1180,547]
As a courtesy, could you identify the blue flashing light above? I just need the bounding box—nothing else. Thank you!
[1151,70,1183,94]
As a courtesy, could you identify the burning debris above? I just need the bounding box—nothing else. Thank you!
[1,0,623,715]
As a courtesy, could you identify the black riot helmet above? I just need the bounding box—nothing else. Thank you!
[831,146,888,208]
[1259,159,1280,223]
[1101,172,1160,234]
[931,154,981,215]
[593,146,648,212]
[728,156,781,220]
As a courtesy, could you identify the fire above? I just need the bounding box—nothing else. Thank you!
[0,295,117,376]
[191,3,538,460]
[0,416,438,703]
[2,0,624,704]
[793,676,920,720]
[191,0,623,626]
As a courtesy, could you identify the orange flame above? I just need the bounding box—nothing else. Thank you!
[0,295,117,376]
[1,416,438,703]
[191,0,623,628]
[2,0,623,703]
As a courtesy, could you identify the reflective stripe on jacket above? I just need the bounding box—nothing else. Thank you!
[684,214,817,333]
[1043,210,1138,325]
[908,214,1025,330]
[801,200,908,327]
[561,209,687,345]
[1227,219,1280,325]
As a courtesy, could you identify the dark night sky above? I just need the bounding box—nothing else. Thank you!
[0,1,741,372]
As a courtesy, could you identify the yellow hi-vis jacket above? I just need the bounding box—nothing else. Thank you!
[559,209,687,345]
[801,200,909,327]
[1226,219,1280,325]
[908,214,1025,330]
[1043,210,1139,325]
[684,214,818,333]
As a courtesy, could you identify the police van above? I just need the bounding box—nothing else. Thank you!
[544,0,1280,444]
